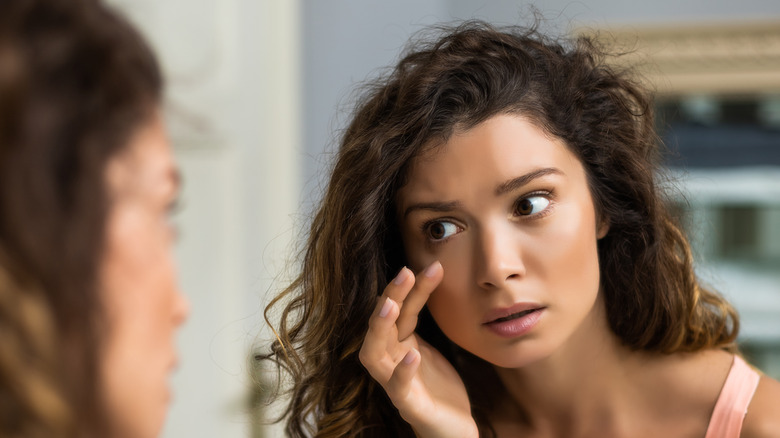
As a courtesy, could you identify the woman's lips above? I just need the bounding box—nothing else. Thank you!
[482,303,545,338]
[482,302,544,324]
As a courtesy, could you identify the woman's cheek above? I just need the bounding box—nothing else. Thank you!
[431,245,471,297]
[403,238,436,272]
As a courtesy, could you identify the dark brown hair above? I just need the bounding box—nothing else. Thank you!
[263,21,738,437]
[0,0,162,436]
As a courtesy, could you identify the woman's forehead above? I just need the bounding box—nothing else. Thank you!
[397,114,583,202]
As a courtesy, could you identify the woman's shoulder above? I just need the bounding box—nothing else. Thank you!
[741,374,780,438]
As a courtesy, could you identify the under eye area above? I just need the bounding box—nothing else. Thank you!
[514,194,551,217]
[424,220,462,241]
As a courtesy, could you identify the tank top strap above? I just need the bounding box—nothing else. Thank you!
[704,355,761,438]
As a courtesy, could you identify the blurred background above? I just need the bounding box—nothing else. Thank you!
[106,0,780,436]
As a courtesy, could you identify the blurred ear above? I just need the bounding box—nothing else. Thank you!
[596,216,610,240]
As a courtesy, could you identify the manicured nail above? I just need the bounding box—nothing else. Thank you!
[393,267,410,285]
[403,349,418,365]
[379,298,394,318]
[424,261,441,278]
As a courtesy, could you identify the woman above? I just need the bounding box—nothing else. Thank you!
[264,21,780,437]
[0,0,188,437]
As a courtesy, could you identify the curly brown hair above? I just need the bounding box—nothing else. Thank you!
[262,20,739,437]
[0,0,162,436]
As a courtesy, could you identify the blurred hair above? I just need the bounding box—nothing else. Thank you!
[263,20,739,437]
[0,0,162,436]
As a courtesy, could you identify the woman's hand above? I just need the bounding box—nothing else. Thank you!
[359,262,478,438]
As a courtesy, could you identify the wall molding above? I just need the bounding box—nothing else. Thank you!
[582,21,780,96]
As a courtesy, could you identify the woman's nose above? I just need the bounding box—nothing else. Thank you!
[475,227,526,289]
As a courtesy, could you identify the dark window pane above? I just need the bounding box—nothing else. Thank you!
[718,205,758,259]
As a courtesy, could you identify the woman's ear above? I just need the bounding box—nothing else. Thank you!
[596,216,610,239]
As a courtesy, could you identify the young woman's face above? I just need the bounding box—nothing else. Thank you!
[100,113,188,438]
[397,114,607,368]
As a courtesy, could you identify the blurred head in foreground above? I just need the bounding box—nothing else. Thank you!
[0,1,188,437]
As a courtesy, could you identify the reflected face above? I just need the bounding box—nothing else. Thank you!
[397,114,607,368]
[100,113,189,438]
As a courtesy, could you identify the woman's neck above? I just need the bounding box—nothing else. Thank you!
[493,305,635,434]
[488,301,731,437]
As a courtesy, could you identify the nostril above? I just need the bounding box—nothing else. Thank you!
[480,279,497,289]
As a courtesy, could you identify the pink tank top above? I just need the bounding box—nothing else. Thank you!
[704,355,761,438]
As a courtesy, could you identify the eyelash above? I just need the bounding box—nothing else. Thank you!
[419,189,555,246]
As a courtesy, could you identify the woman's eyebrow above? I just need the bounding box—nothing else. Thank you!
[403,168,561,219]
[494,167,561,196]
[403,200,461,219]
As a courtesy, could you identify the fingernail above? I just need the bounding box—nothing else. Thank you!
[379,298,393,318]
[403,349,417,364]
[393,267,409,285]
[424,261,440,278]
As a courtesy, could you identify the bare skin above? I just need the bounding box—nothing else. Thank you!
[742,376,780,437]
[101,112,189,438]
[359,263,477,438]
[358,114,780,437]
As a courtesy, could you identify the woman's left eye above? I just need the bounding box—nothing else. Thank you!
[514,195,550,216]
[425,220,460,241]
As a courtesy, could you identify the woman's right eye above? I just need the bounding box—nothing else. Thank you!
[425,221,460,241]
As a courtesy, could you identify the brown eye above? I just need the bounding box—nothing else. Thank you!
[426,221,459,241]
[516,199,534,215]
[430,223,445,239]
[514,196,550,216]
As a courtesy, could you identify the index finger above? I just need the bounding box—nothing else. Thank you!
[396,261,442,340]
